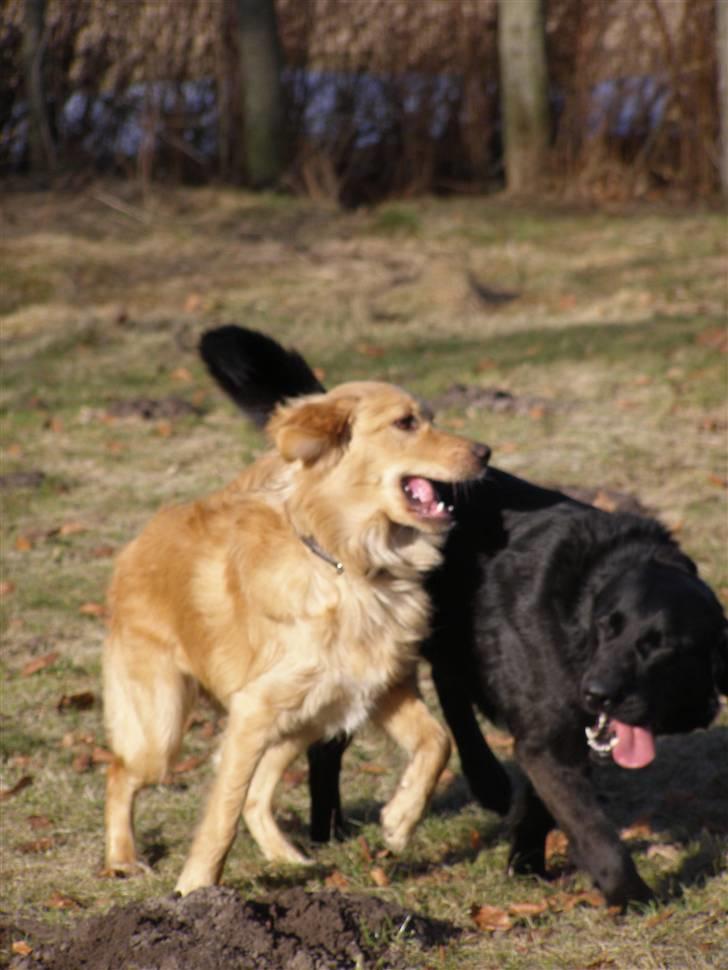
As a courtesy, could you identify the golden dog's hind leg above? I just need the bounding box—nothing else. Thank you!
[374,678,451,853]
[103,636,197,876]
[175,690,275,895]
[243,735,313,865]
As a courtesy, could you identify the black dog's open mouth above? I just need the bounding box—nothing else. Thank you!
[585,712,656,769]
[401,477,454,522]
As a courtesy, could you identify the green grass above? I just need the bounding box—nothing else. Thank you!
[1,185,726,968]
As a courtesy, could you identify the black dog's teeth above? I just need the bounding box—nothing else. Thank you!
[585,712,618,755]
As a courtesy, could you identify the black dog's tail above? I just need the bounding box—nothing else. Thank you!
[199,325,325,428]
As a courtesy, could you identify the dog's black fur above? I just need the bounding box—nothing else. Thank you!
[199,325,728,908]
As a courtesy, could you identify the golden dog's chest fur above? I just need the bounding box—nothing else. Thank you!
[103,380,487,894]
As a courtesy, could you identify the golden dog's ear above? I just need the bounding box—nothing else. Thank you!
[268,395,355,464]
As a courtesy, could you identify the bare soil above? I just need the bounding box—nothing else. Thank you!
[8,886,455,970]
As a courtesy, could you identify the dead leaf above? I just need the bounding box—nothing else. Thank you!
[545,829,569,863]
[11,942,32,957]
[92,746,114,765]
[46,416,64,433]
[79,602,107,618]
[370,866,389,887]
[509,900,549,917]
[7,443,23,458]
[22,651,59,676]
[620,820,655,841]
[645,907,675,928]
[469,829,481,850]
[355,343,385,358]
[184,293,202,313]
[28,814,52,830]
[358,836,373,864]
[282,768,307,788]
[15,534,33,552]
[57,691,96,712]
[325,870,349,890]
[0,776,33,800]
[707,474,728,489]
[173,754,206,774]
[529,404,546,421]
[59,521,87,537]
[172,367,193,383]
[470,903,513,933]
[0,580,16,597]
[475,357,496,372]
[696,327,728,353]
[646,844,682,864]
[550,889,605,912]
[45,890,82,910]
[89,545,116,559]
[19,836,55,854]
[359,762,387,775]
[157,420,173,438]
[72,752,92,773]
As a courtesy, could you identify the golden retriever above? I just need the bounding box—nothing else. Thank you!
[103,379,489,894]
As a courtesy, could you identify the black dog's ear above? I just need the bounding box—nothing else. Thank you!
[199,325,324,428]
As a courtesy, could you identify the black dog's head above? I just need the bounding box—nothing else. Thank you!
[581,559,727,769]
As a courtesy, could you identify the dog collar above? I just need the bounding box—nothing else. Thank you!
[300,535,344,575]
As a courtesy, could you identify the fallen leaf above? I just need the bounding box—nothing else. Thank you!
[7,443,23,457]
[471,903,513,933]
[59,521,87,537]
[358,836,373,864]
[0,776,33,800]
[469,829,481,850]
[475,357,496,372]
[509,900,549,917]
[57,691,96,712]
[171,367,193,383]
[15,534,33,552]
[707,473,728,489]
[620,820,655,841]
[645,908,675,929]
[46,416,64,433]
[79,602,107,618]
[173,754,206,774]
[184,293,202,313]
[157,420,173,438]
[0,580,16,597]
[45,890,82,910]
[19,836,55,854]
[355,343,385,358]
[282,768,307,788]
[325,870,349,890]
[28,814,52,830]
[550,889,605,912]
[72,752,92,773]
[646,844,682,864]
[370,866,389,887]
[529,404,546,421]
[359,762,387,775]
[22,651,59,676]
[92,746,114,765]
[11,942,32,957]
[545,829,569,863]
[89,545,116,559]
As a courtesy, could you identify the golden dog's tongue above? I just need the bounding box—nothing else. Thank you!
[407,477,436,505]
[611,720,656,769]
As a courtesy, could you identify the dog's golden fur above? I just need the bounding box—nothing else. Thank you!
[103,380,487,894]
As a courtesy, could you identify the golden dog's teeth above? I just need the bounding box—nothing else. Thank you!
[436,501,445,514]
[447,505,454,513]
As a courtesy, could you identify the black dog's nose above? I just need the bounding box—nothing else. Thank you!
[472,442,491,467]
[582,680,615,713]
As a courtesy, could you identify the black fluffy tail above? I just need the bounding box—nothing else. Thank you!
[199,325,325,428]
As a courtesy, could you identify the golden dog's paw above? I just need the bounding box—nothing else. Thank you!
[100,858,154,879]
[380,802,413,854]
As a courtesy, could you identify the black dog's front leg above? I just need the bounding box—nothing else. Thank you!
[307,734,350,843]
[515,741,653,908]
[431,663,512,816]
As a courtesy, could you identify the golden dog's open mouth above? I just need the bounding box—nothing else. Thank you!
[401,476,455,522]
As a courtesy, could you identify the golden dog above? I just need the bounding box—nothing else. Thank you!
[103,380,489,894]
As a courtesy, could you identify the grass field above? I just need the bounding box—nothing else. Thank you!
[1,185,726,968]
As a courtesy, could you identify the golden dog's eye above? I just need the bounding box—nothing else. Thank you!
[393,414,419,432]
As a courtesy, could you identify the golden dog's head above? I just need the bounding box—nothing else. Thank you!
[267,381,489,537]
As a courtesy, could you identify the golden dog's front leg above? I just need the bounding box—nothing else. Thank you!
[374,677,451,853]
[175,693,271,895]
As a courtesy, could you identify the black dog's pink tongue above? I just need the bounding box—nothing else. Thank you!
[611,720,656,769]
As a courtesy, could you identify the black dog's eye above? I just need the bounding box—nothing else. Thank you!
[636,629,662,660]
[393,414,419,432]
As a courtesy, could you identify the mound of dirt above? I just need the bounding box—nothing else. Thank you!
[10,886,457,970]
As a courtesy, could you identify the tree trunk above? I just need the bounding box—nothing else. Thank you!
[236,0,285,188]
[22,0,54,179]
[718,0,728,198]
[497,0,550,194]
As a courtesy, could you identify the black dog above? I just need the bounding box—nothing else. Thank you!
[200,325,728,908]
